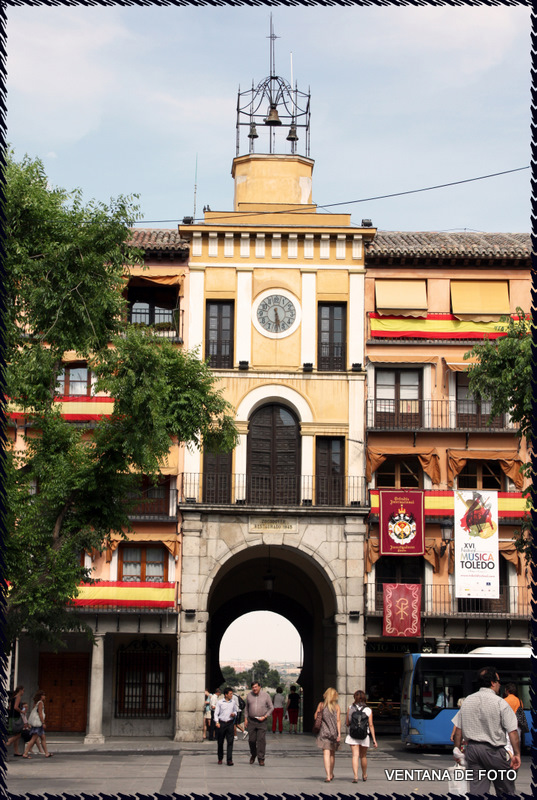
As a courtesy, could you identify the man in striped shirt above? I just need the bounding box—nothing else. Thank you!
[452,666,520,797]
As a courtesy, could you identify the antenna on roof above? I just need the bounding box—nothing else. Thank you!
[193,154,198,221]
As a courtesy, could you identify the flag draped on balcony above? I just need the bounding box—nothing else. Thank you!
[382,583,421,636]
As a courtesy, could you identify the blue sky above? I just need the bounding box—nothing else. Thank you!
[7,4,530,233]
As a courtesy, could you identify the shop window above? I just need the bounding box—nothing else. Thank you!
[206,301,234,368]
[375,369,421,428]
[376,457,422,489]
[318,303,346,371]
[58,365,92,397]
[457,461,504,491]
[116,640,172,718]
[118,545,168,582]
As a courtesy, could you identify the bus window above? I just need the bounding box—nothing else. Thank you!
[413,669,464,718]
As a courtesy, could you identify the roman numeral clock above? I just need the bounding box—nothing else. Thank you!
[252,290,302,338]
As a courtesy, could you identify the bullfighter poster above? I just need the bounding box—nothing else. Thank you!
[379,491,425,555]
[454,490,499,599]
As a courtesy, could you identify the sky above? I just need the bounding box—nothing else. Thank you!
[6,3,530,234]
[5,3,531,664]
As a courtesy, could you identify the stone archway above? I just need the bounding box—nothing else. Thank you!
[206,544,338,729]
[175,508,367,741]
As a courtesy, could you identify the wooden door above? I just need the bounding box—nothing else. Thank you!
[38,653,90,732]
[248,404,300,504]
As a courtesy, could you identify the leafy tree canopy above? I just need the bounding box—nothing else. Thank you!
[3,151,237,647]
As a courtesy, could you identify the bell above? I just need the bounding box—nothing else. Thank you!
[248,123,259,140]
[264,105,282,126]
[286,123,298,142]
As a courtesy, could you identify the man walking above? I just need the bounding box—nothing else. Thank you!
[245,681,273,766]
[214,688,238,766]
[452,666,520,798]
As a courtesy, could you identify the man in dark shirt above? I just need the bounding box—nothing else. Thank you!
[245,681,273,765]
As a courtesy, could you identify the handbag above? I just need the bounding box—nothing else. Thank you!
[28,706,42,728]
[11,717,24,734]
[516,705,529,733]
[21,728,32,743]
[312,708,323,736]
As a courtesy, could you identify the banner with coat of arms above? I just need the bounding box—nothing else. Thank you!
[379,491,425,556]
[383,583,422,637]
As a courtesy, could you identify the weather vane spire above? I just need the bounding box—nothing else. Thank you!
[268,13,280,79]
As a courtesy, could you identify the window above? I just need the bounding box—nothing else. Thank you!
[116,640,172,718]
[203,450,232,503]
[58,365,92,396]
[456,373,503,429]
[316,437,344,505]
[375,555,424,612]
[457,460,504,491]
[247,404,300,505]
[128,286,180,337]
[318,303,346,371]
[128,477,170,516]
[118,545,168,582]
[375,369,421,428]
[206,301,234,368]
[376,457,422,489]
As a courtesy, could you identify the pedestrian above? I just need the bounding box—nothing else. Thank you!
[6,685,25,757]
[214,687,238,766]
[272,686,284,733]
[503,682,526,749]
[314,687,341,783]
[452,666,520,798]
[286,685,300,734]
[203,690,211,739]
[450,697,465,742]
[233,692,247,739]
[245,680,274,766]
[209,687,221,741]
[20,702,45,755]
[23,691,53,758]
[345,689,377,783]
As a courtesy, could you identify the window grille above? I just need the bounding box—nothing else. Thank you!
[115,640,172,718]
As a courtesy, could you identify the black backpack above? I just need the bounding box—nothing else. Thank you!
[349,704,369,740]
[237,695,246,711]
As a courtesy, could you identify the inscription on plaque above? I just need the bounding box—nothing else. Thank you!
[249,517,298,534]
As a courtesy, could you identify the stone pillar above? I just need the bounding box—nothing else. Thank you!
[436,639,450,653]
[84,634,105,744]
[341,515,367,708]
[175,511,206,742]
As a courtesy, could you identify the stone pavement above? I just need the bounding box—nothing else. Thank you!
[5,733,534,797]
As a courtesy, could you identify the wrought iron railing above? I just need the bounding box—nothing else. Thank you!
[206,339,233,369]
[180,473,367,507]
[129,307,182,340]
[366,400,513,431]
[364,582,530,618]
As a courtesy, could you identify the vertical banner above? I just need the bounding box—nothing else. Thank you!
[379,491,425,555]
[383,584,421,637]
[454,490,499,599]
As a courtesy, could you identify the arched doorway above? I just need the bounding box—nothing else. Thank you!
[247,404,300,504]
[206,545,337,730]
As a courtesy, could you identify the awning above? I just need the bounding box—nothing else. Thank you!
[368,354,439,364]
[444,358,478,371]
[375,280,428,317]
[450,281,509,321]
[106,531,180,561]
[446,449,525,490]
[366,446,441,485]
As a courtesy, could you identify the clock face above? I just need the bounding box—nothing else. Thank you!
[253,291,301,338]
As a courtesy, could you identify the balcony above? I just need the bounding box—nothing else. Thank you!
[366,399,512,432]
[129,306,183,341]
[365,582,530,619]
[72,580,176,612]
[127,479,175,521]
[180,473,367,508]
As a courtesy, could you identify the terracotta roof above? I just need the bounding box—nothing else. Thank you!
[368,231,531,260]
[128,228,189,252]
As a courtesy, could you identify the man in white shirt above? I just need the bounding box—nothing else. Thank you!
[209,688,221,741]
[214,688,238,765]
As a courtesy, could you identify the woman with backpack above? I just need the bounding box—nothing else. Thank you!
[345,690,377,783]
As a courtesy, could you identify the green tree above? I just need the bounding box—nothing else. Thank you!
[3,151,237,648]
[221,665,239,686]
[251,659,271,685]
[464,309,532,562]
[266,668,281,689]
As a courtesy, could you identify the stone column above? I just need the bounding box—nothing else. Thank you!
[84,634,105,744]
[341,515,367,708]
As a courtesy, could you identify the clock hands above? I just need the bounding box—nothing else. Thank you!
[273,307,281,330]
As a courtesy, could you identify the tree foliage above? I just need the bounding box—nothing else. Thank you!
[464,309,533,563]
[3,152,237,647]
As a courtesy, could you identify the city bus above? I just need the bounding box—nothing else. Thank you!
[400,646,533,747]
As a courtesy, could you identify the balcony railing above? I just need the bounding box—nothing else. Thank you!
[365,582,530,619]
[129,307,183,341]
[366,400,512,431]
[180,473,367,507]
